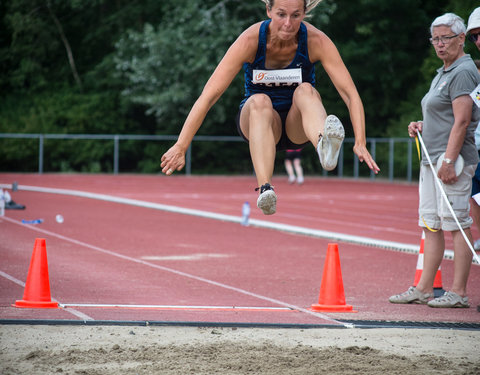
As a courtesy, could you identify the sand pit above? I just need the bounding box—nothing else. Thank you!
[1,325,479,374]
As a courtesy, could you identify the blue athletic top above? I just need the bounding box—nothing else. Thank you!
[240,20,315,112]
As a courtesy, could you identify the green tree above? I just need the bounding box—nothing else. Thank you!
[316,0,449,139]
[0,0,168,172]
[2,0,478,174]
[115,0,261,135]
[385,0,479,138]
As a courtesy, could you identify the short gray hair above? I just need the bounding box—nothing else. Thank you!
[430,13,466,35]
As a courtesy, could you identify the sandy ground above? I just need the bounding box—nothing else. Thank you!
[0,325,479,374]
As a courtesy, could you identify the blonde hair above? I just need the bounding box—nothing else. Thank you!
[261,0,323,15]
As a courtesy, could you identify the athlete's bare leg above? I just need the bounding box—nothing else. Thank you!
[239,94,282,187]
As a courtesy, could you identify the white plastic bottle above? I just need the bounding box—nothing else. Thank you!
[0,189,4,217]
[241,201,250,226]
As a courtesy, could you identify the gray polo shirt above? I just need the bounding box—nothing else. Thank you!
[421,54,480,166]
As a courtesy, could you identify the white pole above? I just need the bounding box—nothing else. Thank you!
[416,132,480,264]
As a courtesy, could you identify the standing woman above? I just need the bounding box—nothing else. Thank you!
[161,0,379,215]
[390,13,480,308]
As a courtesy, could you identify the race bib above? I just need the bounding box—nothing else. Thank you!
[252,68,302,86]
[470,83,480,108]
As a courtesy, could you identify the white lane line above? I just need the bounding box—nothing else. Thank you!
[0,270,94,321]
[2,216,348,327]
[60,303,293,311]
[0,270,26,286]
[141,253,230,261]
[0,183,434,256]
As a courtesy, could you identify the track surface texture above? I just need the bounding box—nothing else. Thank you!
[0,173,479,325]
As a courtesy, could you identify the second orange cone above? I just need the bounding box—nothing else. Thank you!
[310,243,356,313]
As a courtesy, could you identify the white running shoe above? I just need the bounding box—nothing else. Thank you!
[317,115,345,171]
[256,183,277,215]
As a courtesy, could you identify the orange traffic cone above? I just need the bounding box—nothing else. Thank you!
[14,238,59,308]
[310,243,357,312]
[413,231,445,298]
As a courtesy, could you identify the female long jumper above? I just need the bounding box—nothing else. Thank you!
[161,0,379,215]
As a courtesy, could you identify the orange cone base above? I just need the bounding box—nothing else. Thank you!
[13,300,59,309]
[310,303,357,313]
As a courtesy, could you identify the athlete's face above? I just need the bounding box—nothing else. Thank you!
[267,0,305,40]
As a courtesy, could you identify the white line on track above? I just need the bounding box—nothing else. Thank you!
[0,270,26,287]
[2,216,351,327]
[0,183,454,258]
[60,303,293,311]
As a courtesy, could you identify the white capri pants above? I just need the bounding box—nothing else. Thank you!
[418,164,476,231]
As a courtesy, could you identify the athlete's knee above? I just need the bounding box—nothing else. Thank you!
[242,94,278,135]
[247,94,273,112]
[293,83,321,102]
[295,82,316,95]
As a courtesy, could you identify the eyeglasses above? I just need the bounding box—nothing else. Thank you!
[429,34,459,45]
[468,33,480,43]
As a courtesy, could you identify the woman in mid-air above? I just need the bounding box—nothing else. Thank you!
[161,0,379,215]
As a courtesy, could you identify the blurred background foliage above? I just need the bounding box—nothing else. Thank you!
[0,0,478,175]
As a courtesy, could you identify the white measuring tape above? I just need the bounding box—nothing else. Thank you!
[416,132,480,264]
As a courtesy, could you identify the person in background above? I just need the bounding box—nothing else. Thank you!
[469,59,480,252]
[466,8,480,253]
[389,13,480,308]
[284,149,304,184]
[466,7,480,313]
[160,0,379,216]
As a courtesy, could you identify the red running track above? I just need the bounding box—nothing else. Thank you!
[0,173,479,325]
